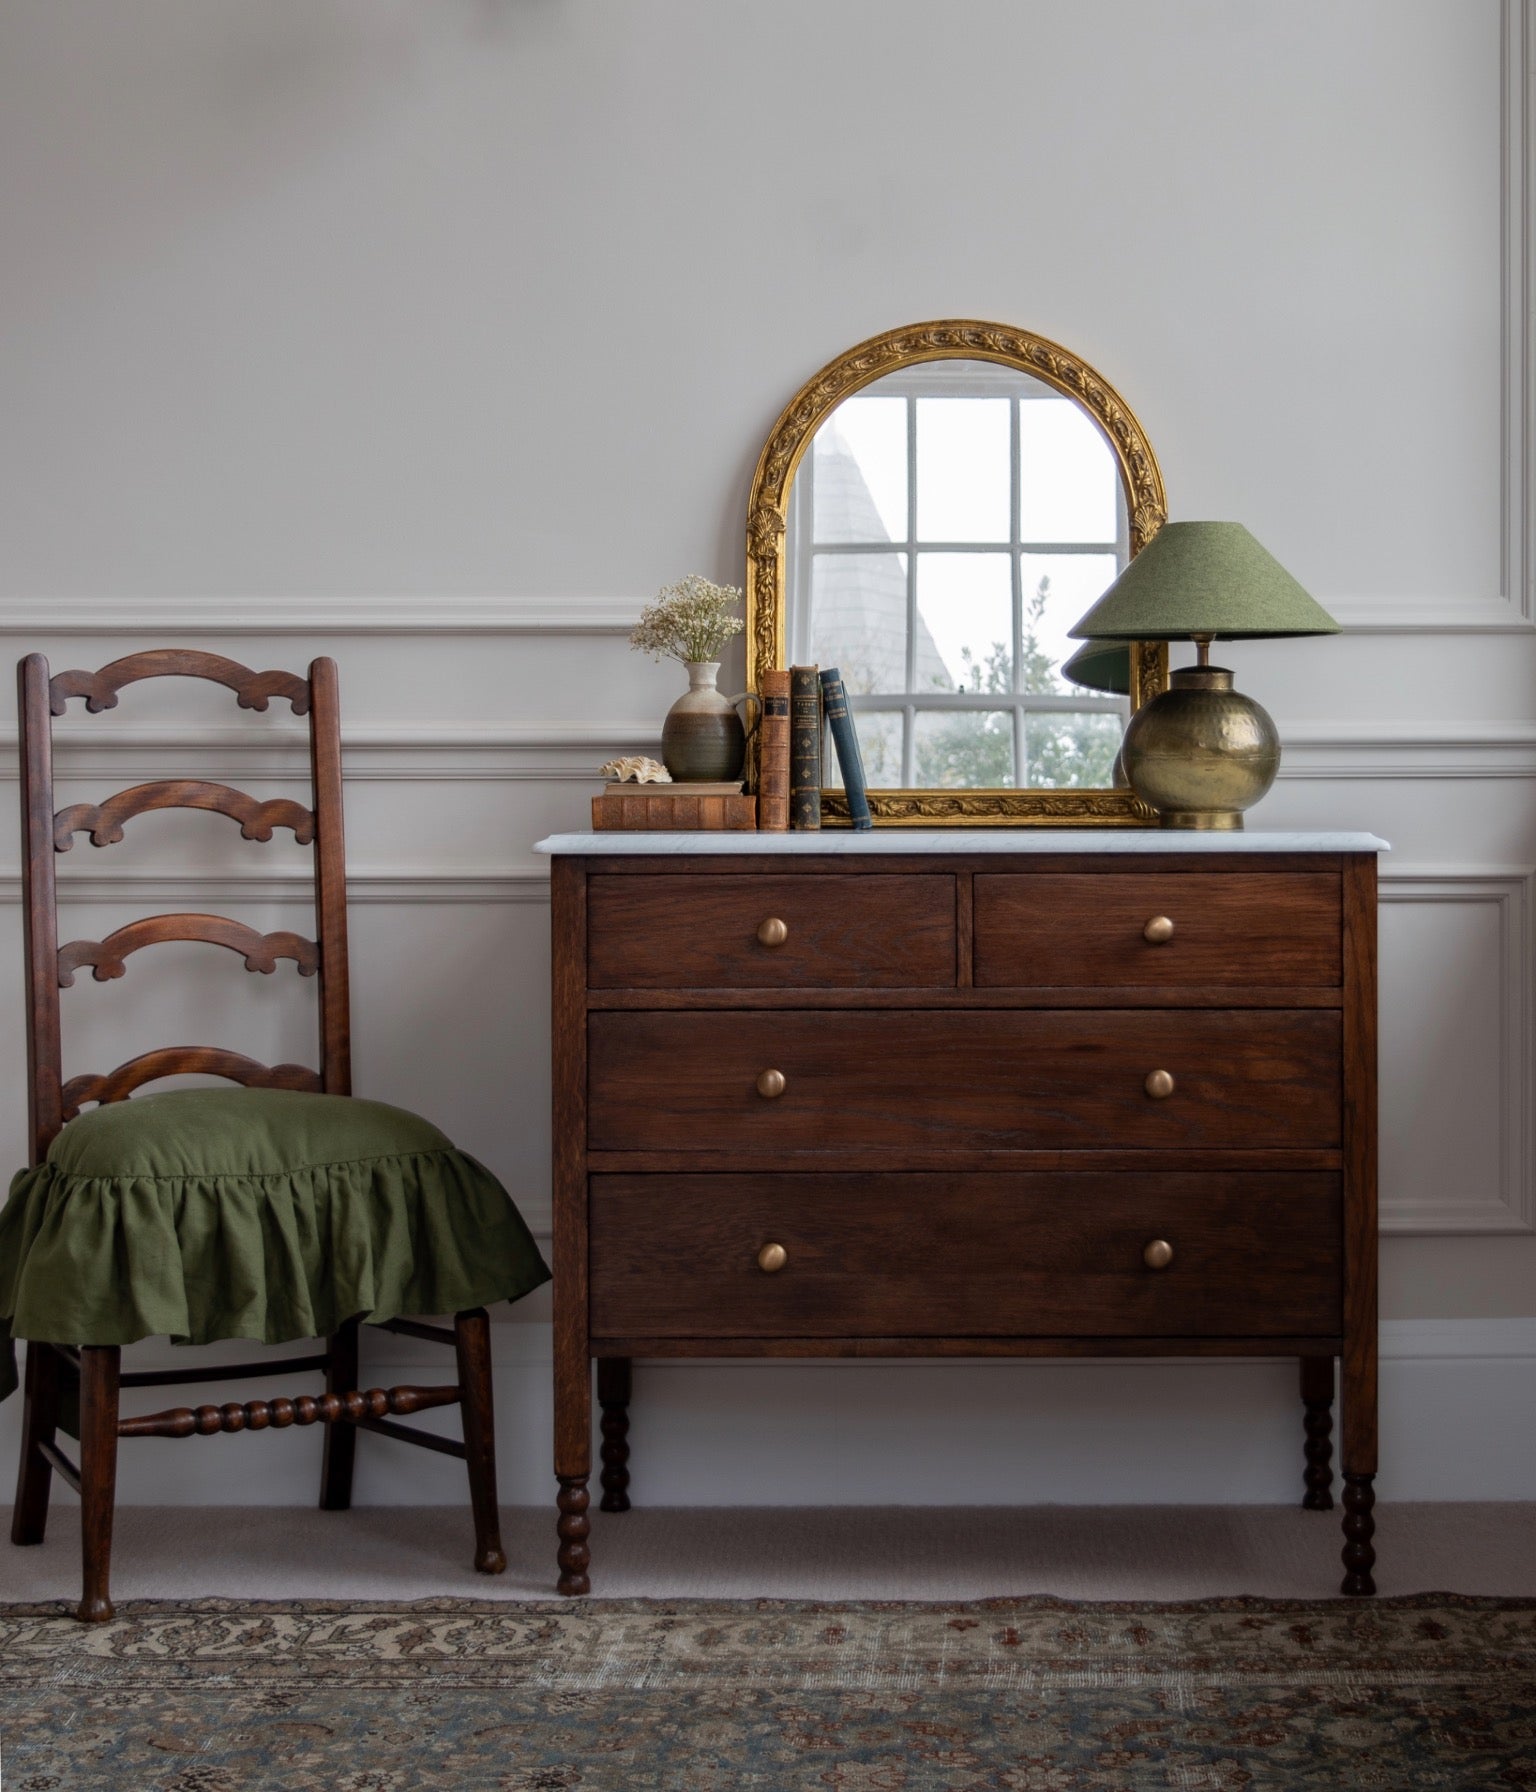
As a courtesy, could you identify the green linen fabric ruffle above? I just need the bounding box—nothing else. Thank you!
[0,1087,551,1405]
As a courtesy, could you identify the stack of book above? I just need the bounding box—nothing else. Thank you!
[591,781,757,831]
[754,664,871,831]
[594,662,872,833]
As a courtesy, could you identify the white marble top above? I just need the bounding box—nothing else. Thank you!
[535,829,1389,856]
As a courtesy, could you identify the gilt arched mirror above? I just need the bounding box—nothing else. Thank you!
[746,321,1168,824]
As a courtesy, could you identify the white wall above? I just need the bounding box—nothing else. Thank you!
[0,0,1532,1509]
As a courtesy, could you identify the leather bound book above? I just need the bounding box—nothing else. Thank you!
[591,790,757,830]
[789,666,822,830]
[757,668,792,831]
[818,666,872,831]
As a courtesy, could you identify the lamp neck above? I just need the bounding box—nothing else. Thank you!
[1191,632,1216,669]
[1169,664,1235,693]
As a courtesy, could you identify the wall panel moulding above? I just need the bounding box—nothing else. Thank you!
[1278,723,1536,780]
[0,595,644,635]
[1378,865,1534,1234]
[0,869,552,907]
[1333,0,1536,634]
[0,721,1530,787]
[0,724,665,785]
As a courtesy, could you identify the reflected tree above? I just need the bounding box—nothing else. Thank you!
[913,577,1120,788]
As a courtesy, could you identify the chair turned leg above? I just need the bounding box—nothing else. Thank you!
[11,1341,65,1546]
[77,1346,120,1624]
[1341,1473,1377,1597]
[556,1477,591,1596]
[1300,1356,1335,1511]
[454,1308,506,1575]
[319,1317,360,1511]
[597,1357,632,1513]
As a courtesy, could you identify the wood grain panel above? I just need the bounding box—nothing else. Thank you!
[586,1147,1343,1174]
[551,856,592,1481]
[587,874,955,988]
[974,872,1341,987]
[1342,852,1379,1479]
[586,986,1344,1012]
[589,1172,1342,1338]
[587,1009,1342,1152]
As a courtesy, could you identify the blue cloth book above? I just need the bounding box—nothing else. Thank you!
[818,667,872,830]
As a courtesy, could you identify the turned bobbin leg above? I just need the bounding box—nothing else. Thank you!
[1340,1338,1378,1595]
[1342,1474,1376,1596]
[553,1334,591,1595]
[598,1357,632,1513]
[1300,1356,1335,1511]
[557,1476,591,1596]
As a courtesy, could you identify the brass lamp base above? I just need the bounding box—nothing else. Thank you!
[1157,809,1246,831]
[1120,666,1280,831]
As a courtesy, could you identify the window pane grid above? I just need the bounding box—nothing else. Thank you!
[793,375,1129,790]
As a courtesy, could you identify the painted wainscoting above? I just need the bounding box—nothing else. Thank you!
[3,1320,1533,1510]
[0,623,1531,1507]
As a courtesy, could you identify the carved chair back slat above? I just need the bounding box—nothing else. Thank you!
[55,782,316,851]
[60,1051,325,1123]
[49,650,310,717]
[19,651,351,1160]
[57,916,320,987]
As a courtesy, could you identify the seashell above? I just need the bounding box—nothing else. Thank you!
[600,755,672,784]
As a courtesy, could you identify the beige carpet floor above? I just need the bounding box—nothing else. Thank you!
[3,1502,1534,1603]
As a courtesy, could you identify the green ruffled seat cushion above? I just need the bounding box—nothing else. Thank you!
[0,1087,551,1402]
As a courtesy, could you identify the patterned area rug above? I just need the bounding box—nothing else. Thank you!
[1,1595,1534,1790]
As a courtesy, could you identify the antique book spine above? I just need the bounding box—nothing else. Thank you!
[789,666,822,830]
[757,668,792,831]
[818,667,871,831]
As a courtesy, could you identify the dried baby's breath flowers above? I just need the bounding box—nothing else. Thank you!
[629,575,745,665]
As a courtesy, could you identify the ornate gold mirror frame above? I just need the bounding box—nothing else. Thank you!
[746,320,1169,824]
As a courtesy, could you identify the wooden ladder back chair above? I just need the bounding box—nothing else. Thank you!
[9,649,508,1621]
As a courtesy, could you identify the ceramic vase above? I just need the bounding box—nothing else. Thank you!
[661,660,746,782]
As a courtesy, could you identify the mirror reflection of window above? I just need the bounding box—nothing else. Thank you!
[788,360,1130,789]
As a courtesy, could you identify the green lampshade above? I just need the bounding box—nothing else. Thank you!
[1060,639,1131,695]
[1068,521,1340,642]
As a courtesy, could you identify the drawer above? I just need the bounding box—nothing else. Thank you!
[587,1010,1341,1152]
[973,872,1341,987]
[587,874,956,988]
[589,1172,1342,1338]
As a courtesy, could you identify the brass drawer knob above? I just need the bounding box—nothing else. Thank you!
[756,1068,787,1099]
[757,917,789,948]
[1143,915,1175,944]
[1144,1069,1175,1099]
[757,1242,788,1273]
[1143,1238,1174,1270]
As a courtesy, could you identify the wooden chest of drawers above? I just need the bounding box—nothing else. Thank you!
[543,835,1382,1599]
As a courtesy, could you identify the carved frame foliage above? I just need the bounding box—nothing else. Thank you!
[745,320,1169,825]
